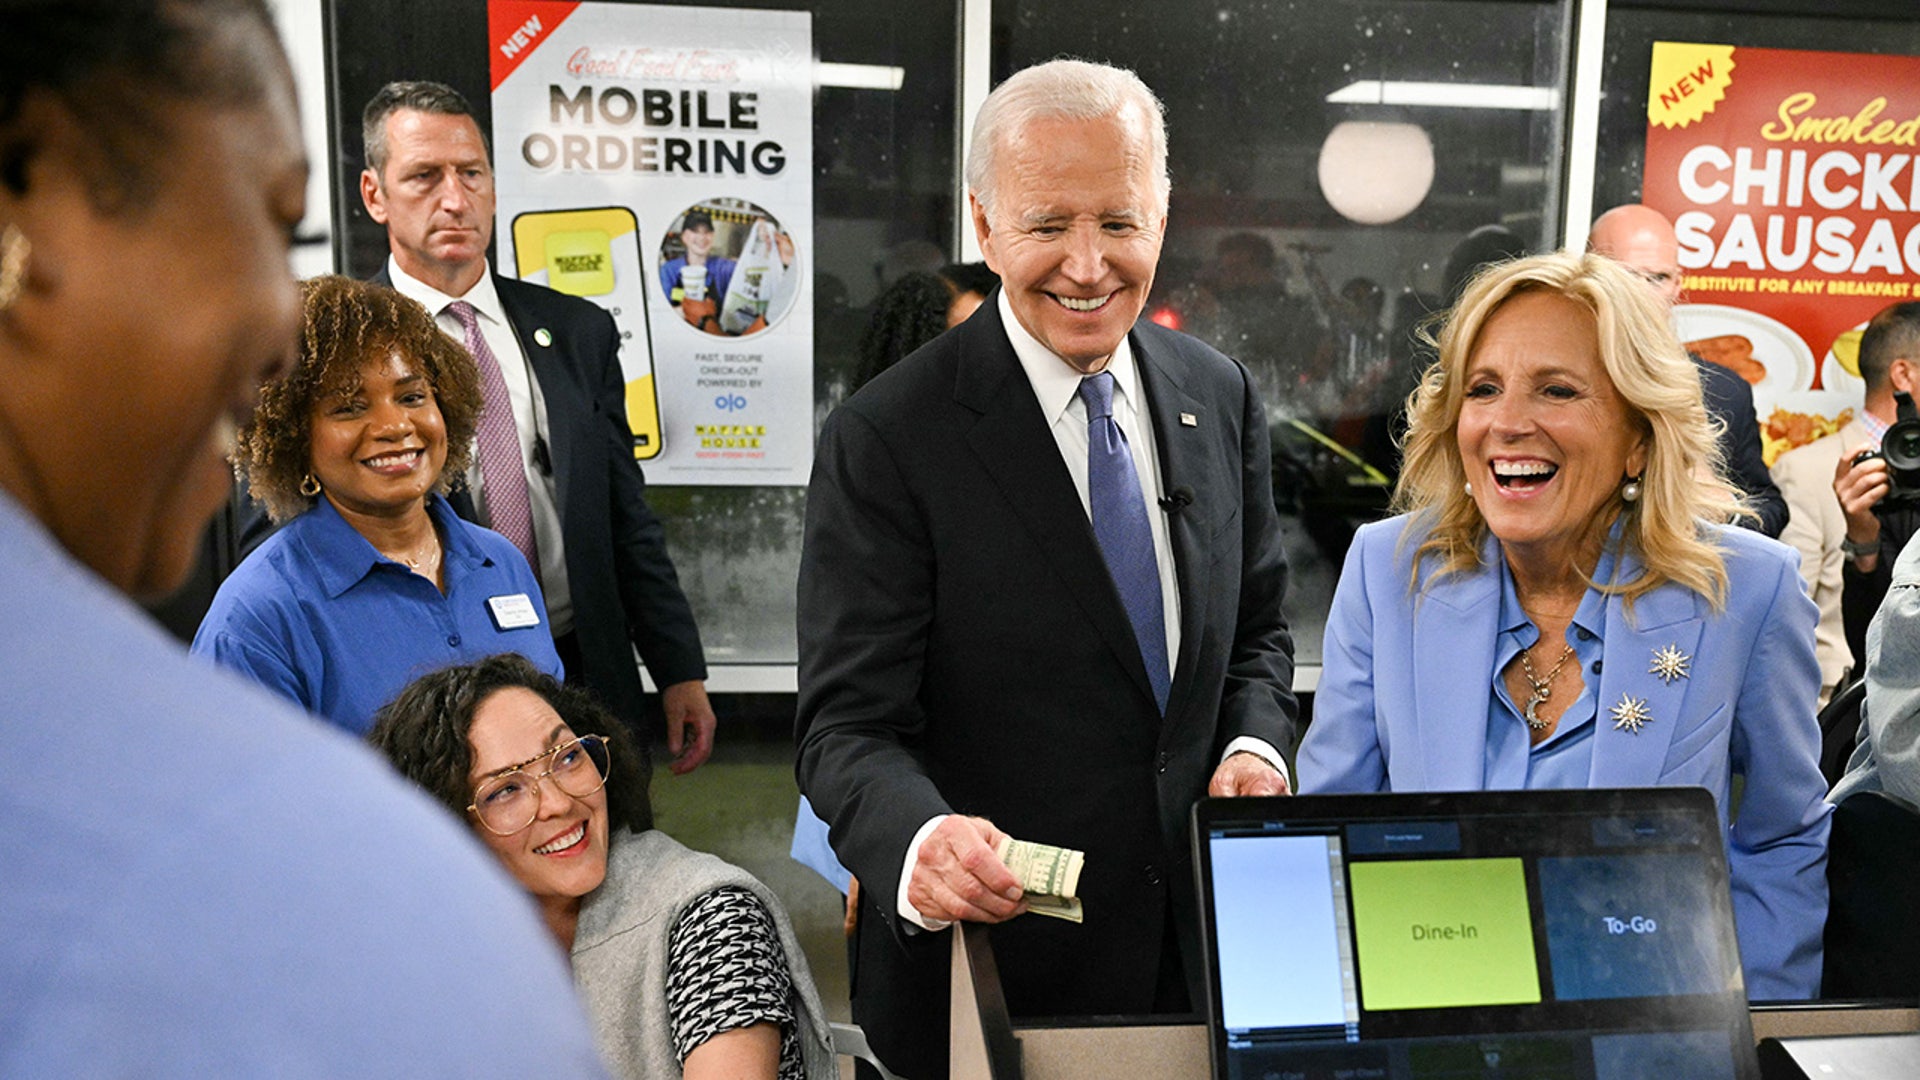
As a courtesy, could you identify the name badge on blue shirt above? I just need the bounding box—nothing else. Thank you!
[487,593,542,631]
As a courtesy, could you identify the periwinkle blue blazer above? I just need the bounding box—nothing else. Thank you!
[1299,513,1831,1000]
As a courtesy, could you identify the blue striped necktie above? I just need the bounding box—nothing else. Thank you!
[1078,371,1170,713]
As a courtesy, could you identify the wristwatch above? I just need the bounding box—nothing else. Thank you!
[1843,536,1879,559]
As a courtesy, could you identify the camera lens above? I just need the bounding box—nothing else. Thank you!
[1882,417,1920,491]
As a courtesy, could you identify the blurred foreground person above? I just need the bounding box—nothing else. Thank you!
[0,1,606,1074]
[194,275,561,733]
[1300,251,1829,1000]
[370,654,833,1079]
[1832,530,1920,807]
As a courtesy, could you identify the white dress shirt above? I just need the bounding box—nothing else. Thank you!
[896,292,1288,930]
[385,258,575,636]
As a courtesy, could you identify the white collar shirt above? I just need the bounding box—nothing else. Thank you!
[384,257,573,635]
[999,288,1181,664]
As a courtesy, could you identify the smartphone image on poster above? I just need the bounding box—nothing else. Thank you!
[509,206,662,460]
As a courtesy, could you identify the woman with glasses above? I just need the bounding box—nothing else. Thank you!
[192,275,562,734]
[368,653,833,1079]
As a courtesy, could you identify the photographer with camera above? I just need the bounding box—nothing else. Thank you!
[1778,301,1920,695]
[1830,303,1920,671]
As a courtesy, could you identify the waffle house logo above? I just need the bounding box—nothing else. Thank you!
[696,424,764,450]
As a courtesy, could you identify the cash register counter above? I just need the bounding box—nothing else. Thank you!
[948,925,1920,1079]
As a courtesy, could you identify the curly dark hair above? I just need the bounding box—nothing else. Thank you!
[853,271,955,391]
[938,261,998,300]
[367,653,653,837]
[237,275,482,522]
[0,0,286,213]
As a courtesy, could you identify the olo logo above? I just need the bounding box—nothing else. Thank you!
[714,393,748,412]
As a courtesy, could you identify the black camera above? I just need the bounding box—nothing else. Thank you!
[1854,390,1920,503]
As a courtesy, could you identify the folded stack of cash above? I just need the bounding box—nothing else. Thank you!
[995,836,1086,923]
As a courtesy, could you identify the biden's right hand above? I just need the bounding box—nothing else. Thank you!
[907,815,1029,925]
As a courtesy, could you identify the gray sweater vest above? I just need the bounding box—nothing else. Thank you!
[571,828,834,1078]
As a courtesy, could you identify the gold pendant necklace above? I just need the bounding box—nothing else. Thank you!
[1518,641,1576,730]
[381,533,443,578]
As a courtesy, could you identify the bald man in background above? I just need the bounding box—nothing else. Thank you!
[1588,204,1788,538]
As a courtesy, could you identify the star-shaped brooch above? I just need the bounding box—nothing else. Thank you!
[1649,643,1691,685]
[1611,694,1653,734]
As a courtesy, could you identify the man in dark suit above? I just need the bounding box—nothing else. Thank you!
[797,60,1300,1078]
[1588,203,1789,537]
[360,82,714,771]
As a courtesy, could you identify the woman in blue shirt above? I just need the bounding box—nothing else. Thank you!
[193,275,561,733]
[1297,252,1829,1000]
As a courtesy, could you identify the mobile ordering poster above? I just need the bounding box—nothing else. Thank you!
[1643,43,1920,464]
[487,1,814,486]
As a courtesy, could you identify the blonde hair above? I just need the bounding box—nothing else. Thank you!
[1395,250,1745,609]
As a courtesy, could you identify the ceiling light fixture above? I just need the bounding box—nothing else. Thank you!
[1326,80,1559,111]
[815,62,905,91]
[1317,120,1435,225]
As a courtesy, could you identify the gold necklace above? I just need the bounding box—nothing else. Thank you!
[380,532,442,578]
[1517,641,1576,730]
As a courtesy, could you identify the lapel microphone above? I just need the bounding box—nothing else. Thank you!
[1158,486,1195,513]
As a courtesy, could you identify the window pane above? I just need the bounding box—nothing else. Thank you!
[998,0,1572,668]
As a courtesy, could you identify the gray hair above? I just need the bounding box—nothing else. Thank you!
[964,59,1169,218]
[362,80,488,178]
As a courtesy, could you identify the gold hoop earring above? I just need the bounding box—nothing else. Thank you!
[300,473,322,498]
[0,225,30,312]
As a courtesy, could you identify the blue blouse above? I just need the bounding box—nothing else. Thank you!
[1484,548,1614,791]
[192,494,563,735]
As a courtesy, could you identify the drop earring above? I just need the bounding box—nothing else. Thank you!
[1621,474,1643,503]
[0,225,30,312]
[300,473,322,498]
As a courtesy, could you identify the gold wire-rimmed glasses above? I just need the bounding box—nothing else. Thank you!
[467,733,612,836]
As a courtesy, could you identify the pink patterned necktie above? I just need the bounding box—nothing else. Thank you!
[446,301,539,576]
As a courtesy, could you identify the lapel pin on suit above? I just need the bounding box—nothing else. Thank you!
[1179,412,1198,427]
[1649,643,1691,684]
[1610,694,1653,734]
[533,327,553,347]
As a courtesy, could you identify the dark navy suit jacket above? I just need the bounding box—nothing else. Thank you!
[796,295,1300,1076]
